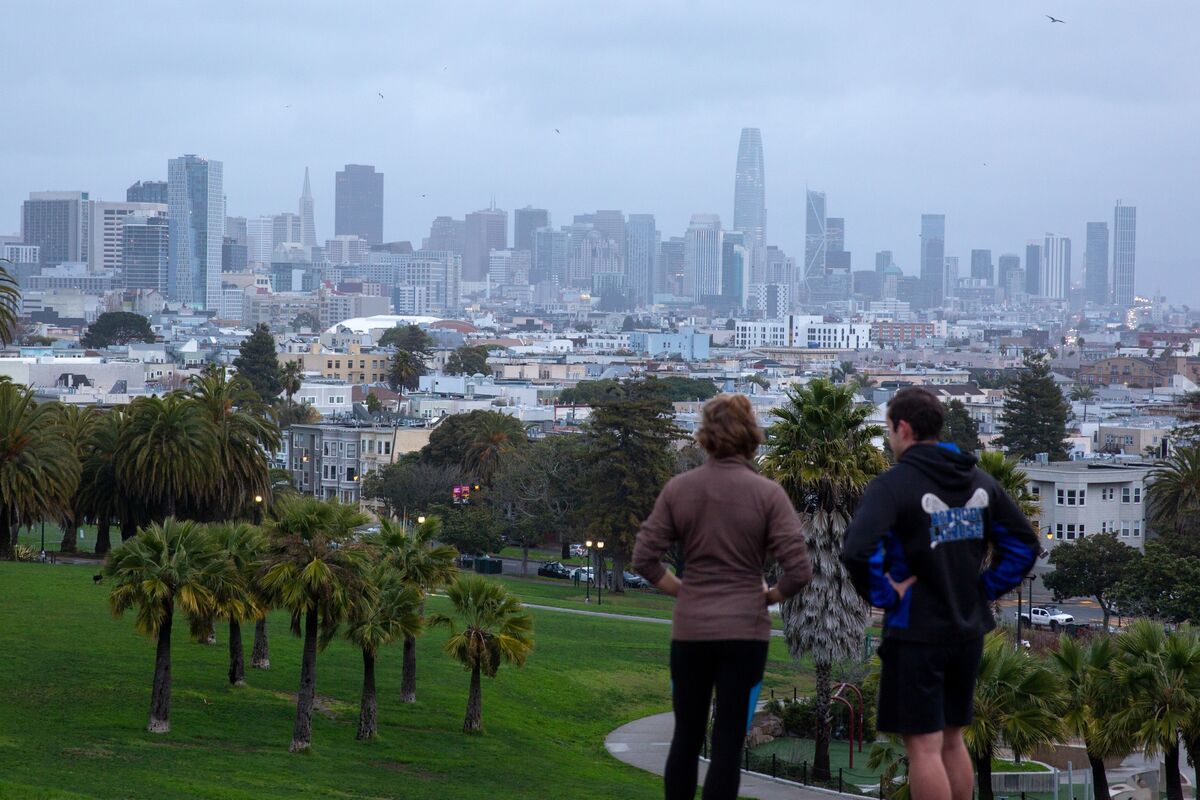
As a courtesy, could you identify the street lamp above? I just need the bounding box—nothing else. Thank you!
[596,540,605,606]
[417,516,426,525]
[585,539,593,602]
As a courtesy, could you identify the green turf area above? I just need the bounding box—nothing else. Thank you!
[496,546,587,566]
[0,562,809,799]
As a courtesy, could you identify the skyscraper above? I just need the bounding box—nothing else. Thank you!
[997,254,1021,298]
[90,201,168,272]
[875,251,894,273]
[299,167,317,248]
[685,214,722,301]
[826,218,845,253]
[625,214,658,307]
[126,181,168,204]
[531,227,569,286]
[733,128,766,250]
[573,211,626,252]
[246,216,273,265]
[658,237,686,296]
[1113,202,1136,307]
[919,214,946,308]
[463,205,508,282]
[721,230,748,309]
[804,190,826,278]
[334,164,384,244]
[1042,234,1071,300]
[122,214,170,293]
[970,249,993,284]
[167,154,224,309]
[513,207,549,252]
[1084,222,1110,306]
[21,191,91,266]
[426,216,464,253]
[1025,244,1043,296]
[943,256,959,299]
[273,213,302,249]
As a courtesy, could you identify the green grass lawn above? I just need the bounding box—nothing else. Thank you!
[0,563,810,799]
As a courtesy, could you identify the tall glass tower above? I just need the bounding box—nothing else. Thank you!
[167,155,224,309]
[920,214,946,308]
[625,214,658,308]
[733,128,765,250]
[804,190,827,278]
[1112,202,1136,307]
[1084,222,1109,305]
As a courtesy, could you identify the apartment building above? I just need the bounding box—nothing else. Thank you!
[1023,462,1151,550]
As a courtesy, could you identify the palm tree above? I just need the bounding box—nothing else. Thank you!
[1049,636,1132,800]
[1070,384,1097,423]
[0,258,21,346]
[372,517,458,703]
[462,412,528,486]
[57,405,98,553]
[206,522,265,686]
[977,450,1041,521]
[77,408,129,554]
[430,574,534,732]
[0,385,79,559]
[1111,621,1200,800]
[118,393,218,522]
[761,379,887,780]
[1146,445,1200,535]
[104,518,233,732]
[965,632,1064,800]
[867,737,909,800]
[258,496,369,752]
[387,350,424,392]
[342,563,422,739]
[280,360,303,407]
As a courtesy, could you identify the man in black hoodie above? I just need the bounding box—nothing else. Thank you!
[842,387,1038,800]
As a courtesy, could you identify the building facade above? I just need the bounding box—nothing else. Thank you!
[1084,221,1109,306]
[733,127,766,251]
[1024,462,1150,550]
[334,164,384,245]
[1112,201,1136,307]
[167,155,224,309]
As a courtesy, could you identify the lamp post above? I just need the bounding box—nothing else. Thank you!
[254,494,264,524]
[585,539,593,603]
[596,541,605,606]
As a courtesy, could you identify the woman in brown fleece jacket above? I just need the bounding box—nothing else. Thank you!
[633,393,811,800]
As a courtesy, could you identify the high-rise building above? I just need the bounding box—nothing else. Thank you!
[222,237,248,272]
[568,228,622,290]
[334,164,384,244]
[826,218,845,253]
[573,211,625,252]
[273,213,302,250]
[1042,234,1071,300]
[513,207,549,252]
[970,249,993,284]
[733,128,766,250]
[126,181,168,204]
[1025,244,1043,296]
[246,217,273,265]
[21,191,91,266]
[531,228,568,286]
[426,216,464,253]
[1084,222,1110,306]
[721,230,748,309]
[997,254,1021,298]
[226,216,247,246]
[685,214,722,301]
[659,236,686,296]
[90,202,168,272]
[462,205,508,282]
[324,235,370,264]
[1113,201,1137,307]
[299,167,317,248]
[122,214,170,293]
[919,214,946,308]
[625,214,658,307]
[167,154,224,309]
[804,190,826,278]
[944,256,959,299]
[875,251,894,273]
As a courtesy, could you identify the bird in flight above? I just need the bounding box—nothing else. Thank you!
[378,92,385,99]
[284,104,292,108]
[1046,15,1065,23]
[555,128,560,133]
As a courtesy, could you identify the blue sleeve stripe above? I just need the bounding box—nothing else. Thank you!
[981,522,1036,600]
[746,682,763,732]
[868,540,899,609]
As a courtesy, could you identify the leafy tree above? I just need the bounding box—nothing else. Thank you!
[80,311,155,348]
[104,519,233,733]
[364,393,382,416]
[0,260,20,346]
[762,378,887,780]
[274,401,320,429]
[976,450,1041,521]
[232,323,283,402]
[1111,541,1200,623]
[436,504,505,557]
[119,394,218,522]
[558,379,627,405]
[446,345,492,376]
[365,461,465,520]
[1070,384,1097,423]
[965,632,1064,800]
[622,315,637,332]
[387,349,425,392]
[942,399,981,454]
[559,376,718,405]
[290,311,319,331]
[430,574,534,732]
[0,386,79,559]
[1042,533,1139,628]
[995,352,1072,461]
[259,497,369,752]
[378,324,433,356]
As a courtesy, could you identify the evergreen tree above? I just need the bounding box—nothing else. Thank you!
[378,324,433,356]
[387,350,425,392]
[942,399,981,454]
[232,323,282,402]
[995,351,1071,461]
[80,311,155,348]
[445,345,492,376]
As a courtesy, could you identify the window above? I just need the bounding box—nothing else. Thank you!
[1057,488,1084,506]
[1133,487,1142,503]
[1132,520,1142,537]
[383,441,392,455]
[1055,523,1064,539]
[1065,523,1079,541]
[1056,488,1064,505]
[1122,487,1131,503]
[1120,522,1131,537]
[1030,485,1040,499]
[347,443,356,457]
[1101,487,1115,501]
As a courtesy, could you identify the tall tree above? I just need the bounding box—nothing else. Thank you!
[232,323,283,402]
[259,497,369,751]
[995,351,1072,461]
[0,386,78,559]
[1146,445,1200,535]
[942,399,981,454]
[1043,533,1140,628]
[80,311,155,348]
[762,379,886,780]
[461,411,528,487]
[280,360,304,407]
[77,408,130,553]
[430,574,534,732]
[0,259,20,346]
[206,522,266,686]
[387,349,426,392]
[1111,540,1200,624]
[378,324,433,355]
[118,394,218,522]
[57,405,98,553]
[1070,384,1097,423]
[364,461,465,520]
[445,345,492,376]
[104,519,233,732]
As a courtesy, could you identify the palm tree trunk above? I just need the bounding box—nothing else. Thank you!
[1164,740,1184,800]
[120,513,137,542]
[522,541,529,576]
[148,600,173,733]
[251,618,270,669]
[290,607,318,752]
[357,649,377,740]
[1087,750,1109,800]
[94,518,112,555]
[463,664,482,732]
[59,511,78,554]
[812,660,833,780]
[400,634,417,703]
[974,753,994,800]
[0,512,12,560]
[228,619,245,686]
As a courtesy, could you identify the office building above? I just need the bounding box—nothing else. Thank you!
[222,237,248,272]
[574,210,626,253]
[625,214,658,308]
[167,154,224,309]
[721,230,748,309]
[531,227,568,286]
[1085,222,1110,305]
[1042,233,1071,300]
[273,213,302,250]
[324,235,370,264]
[568,228,622,290]
[1025,243,1043,296]
[226,216,247,246]
[299,167,317,248]
[733,127,766,250]
[126,181,168,204]
[513,207,549,252]
[970,249,993,284]
[804,190,826,278]
[90,202,168,272]
[246,216,273,265]
[122,214,170,292]
[334,164,384,244]
[659,236,686,296]
[20,191,91,266]
[919,214,946,308]
[826,217,845,253]
[997,254,1021,299]
[944,256,959,299]
[684,214,722,300]
[875,251,894,273]
[1113,201,1136,307]
[462,205,507,282]
[426,216,464,253]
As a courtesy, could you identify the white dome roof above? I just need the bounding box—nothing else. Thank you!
[326,314,442,333]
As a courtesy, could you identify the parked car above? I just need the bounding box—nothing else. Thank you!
[607,570,650,589]
[568,543,587,557]
[537,561,572,580]
[1018,606,1075,629]
[569,566,594,582]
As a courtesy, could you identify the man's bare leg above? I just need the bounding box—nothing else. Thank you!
[903,730,951,800]
[940,726,974,800]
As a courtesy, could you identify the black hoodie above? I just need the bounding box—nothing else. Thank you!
[840,443,1039,644]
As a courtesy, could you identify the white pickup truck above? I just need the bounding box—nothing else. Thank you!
[1018,606,1075,629]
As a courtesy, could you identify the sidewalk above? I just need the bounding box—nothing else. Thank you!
[522,603,786,637]
[605,711,848,800]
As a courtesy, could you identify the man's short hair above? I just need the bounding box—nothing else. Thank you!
[886,387,945,441]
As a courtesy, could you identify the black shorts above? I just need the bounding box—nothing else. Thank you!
[876,636,983,735]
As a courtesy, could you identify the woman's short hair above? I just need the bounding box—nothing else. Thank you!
[695,393,764,459]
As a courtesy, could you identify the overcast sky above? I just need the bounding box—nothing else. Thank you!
[3,1,1198,302]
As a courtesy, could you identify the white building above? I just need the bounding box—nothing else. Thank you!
[324,235,370,265]
[684,214,722,300]
[735,315,872,350]
[89,201,168,272]
[1023,461,1151,550]
[293,379,353,417]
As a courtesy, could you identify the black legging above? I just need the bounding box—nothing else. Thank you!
[665,639,769,800]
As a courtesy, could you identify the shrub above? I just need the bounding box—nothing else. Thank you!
[13,544,38,562]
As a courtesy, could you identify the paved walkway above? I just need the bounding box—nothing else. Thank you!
[605,711,848,800]
[522,602,786,637]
